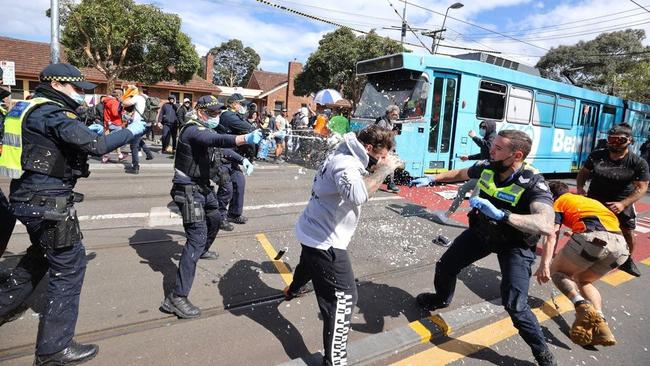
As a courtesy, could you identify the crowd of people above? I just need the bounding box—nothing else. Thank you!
[0,62,646,366]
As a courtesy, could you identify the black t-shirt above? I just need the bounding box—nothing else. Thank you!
[467,160,554,214]
[585,149,650,202]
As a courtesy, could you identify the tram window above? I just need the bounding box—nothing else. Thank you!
[554,97,575,129]
[533,92,555,127]
[603,105,616,115]
[506,86,532,124]
[477,80,506,120]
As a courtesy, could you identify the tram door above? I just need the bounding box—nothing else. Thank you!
[426,73,459,172]
[577,102,599,168]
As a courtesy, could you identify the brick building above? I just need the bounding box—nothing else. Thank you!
[0,36,220,103]
[245,60,314,115]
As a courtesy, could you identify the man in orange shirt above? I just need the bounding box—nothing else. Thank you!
[536,181,629,347]
[101,89,127,162]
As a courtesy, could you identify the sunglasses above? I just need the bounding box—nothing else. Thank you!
[607,135,630,145]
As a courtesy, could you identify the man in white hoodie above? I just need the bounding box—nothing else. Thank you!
[284,125,402,366]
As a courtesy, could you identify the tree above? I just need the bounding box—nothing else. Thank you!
[620,61,650,103]
[61,0,200,92]
[536,30,649,95]
[206,40,260,87]
[294,28,404,105]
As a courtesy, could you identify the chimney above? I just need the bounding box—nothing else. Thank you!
[286,59,303,115]
[204,52,214,82]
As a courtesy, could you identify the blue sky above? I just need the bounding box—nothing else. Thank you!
[2,0,649,74]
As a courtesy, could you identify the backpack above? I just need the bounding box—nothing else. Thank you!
[142,96,161,124]
[84,100,105,125]
[290,112,302,129]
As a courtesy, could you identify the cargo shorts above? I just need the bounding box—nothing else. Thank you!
[561,231,630,275]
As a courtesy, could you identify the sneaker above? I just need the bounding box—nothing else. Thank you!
[570,300,600,346]
[118,152,129,161]
[146,153,154,160]
[283,285,309,301]
[591,315,617,346]
[386,182,401,193]
[199,251,219,260]
[416,292,449,311]
[161,294,201,319]
[618,257,641,277]
[125,166,139,175]
[228,215,248,224]
[534,349,557,366]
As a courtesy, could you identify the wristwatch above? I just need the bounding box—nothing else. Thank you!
[501,209,511,223]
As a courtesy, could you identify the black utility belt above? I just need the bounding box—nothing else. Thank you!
[172,183,212,195]
[13,191,84,208]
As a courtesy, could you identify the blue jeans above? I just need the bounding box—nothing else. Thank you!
[130,133,152,168]
[433,229,549,356]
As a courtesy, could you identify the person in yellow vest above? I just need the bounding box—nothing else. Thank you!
[537,181,629,347]
[0,84,15,257]
[0,63,145,366]
[410,130,558,366]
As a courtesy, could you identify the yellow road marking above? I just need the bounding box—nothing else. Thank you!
[600,269,634,286]
[641,257,650,266]
[409,320,433,343]
[256,233,293,285]
[391,296,573,366]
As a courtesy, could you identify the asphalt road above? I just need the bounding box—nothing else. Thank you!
[1,150,648,366]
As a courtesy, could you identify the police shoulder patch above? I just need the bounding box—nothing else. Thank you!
[536,182,549,191]
[197,126,206,130]
[65,111,78,119]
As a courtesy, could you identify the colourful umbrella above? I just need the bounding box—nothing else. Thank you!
[314,89,343,105]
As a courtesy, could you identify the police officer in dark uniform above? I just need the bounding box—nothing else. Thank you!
[0,82,15,257]
[214,147,254,231]
[410,130,558,366]
[216,93,255,225]
[0,63,145,365]
[161,95,261,319]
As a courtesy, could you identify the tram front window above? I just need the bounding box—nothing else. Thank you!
[353,71,429,120]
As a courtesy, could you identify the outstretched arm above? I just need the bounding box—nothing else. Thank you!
[505,201,555,236]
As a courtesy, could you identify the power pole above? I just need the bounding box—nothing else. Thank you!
[421,30,444,54]
[400,1,407,45]
[50,0,60,63]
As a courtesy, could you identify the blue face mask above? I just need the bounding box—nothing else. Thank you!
[69,90,85,105]
[205,116,220,129]
[479,128,487,137]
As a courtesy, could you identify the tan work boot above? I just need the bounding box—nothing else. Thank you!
[591,315,617,346]
[570,301,600,346]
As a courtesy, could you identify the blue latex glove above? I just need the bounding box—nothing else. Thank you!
[274,130,287,139]
[88,123,104,136]
[469,197,505,221]
[244,129,263,145]
[242,158,254,176]
[126,120,146,136]
[409,176,434,188]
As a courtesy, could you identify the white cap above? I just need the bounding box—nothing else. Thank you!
[183,98,190,103]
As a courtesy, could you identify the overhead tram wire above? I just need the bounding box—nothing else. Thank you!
[399,0,549,51]
[630,0,650,13]
[385,0,433,53]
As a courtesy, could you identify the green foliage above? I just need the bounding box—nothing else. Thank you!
[294,28,403,104]
[620,61,650,103]
[207,39,260,87]
[536,30,649,95]
[61,0,200,91]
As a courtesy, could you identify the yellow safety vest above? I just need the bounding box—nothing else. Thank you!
[477,165,538,207]
[0,97,57,178]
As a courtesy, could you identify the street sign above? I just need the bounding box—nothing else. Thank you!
[0,61,16,86]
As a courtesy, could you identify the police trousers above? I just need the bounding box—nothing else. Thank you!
[216,165,246,219]
[0,202,87,356]
[171,184,221,297]
[433,229,549,357]
[289,245,358,366]
[0,188,15,256]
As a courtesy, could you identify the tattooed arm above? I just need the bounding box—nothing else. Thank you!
[363,154,402,197]
[505,201,555,237]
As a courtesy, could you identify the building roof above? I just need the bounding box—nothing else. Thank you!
[0,36,220,93]
[247,70,287,93]
[217,86,262,99]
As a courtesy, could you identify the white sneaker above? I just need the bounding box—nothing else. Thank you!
[138,152,143,157]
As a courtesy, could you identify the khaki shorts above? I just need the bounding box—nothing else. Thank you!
[560,231,630,275]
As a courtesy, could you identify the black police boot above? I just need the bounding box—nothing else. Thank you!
[416,292,449,311]
[220,220,234,231]
[161,294,201,319]
[125,166,139,175]
[0,304,28,326]
[146,153,154,160]
[199,251,219,260]
[619,257,641,277]
[386,182,401,193]
[33,340,99,366]
[534,349,557,366]
[228,215,248,224]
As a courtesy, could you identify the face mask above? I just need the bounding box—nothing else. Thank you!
[238,105,247,115]
[479,128,487,137]
[490,154,513,173]
[69,90,85,105]
[367,154,378,171]
[205,115,220,129]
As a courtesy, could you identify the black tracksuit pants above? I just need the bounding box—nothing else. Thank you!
[288,245,357,366]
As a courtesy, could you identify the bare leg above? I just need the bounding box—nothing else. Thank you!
[575,270,604,312]
[621,227,635,254]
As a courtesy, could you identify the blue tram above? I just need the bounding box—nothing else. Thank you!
[350,53,650,176]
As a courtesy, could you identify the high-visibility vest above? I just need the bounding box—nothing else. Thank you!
[0,98,57,178]
[476,165,539,207]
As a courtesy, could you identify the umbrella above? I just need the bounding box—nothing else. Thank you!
[313,89,343,105]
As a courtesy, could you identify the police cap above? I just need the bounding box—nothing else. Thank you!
[39,63,97,90]
[196,95,223,112]
[226,93,247,105]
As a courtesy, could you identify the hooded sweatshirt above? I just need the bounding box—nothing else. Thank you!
[295,132,370,250]
[468,120,496,160]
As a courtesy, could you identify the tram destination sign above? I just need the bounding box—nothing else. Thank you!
[357,54,404,75]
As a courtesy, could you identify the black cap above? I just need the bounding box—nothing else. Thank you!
[226,93,246,104]
[196,95,223,112]
[0,86,9,100]
[39,63,96,90]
